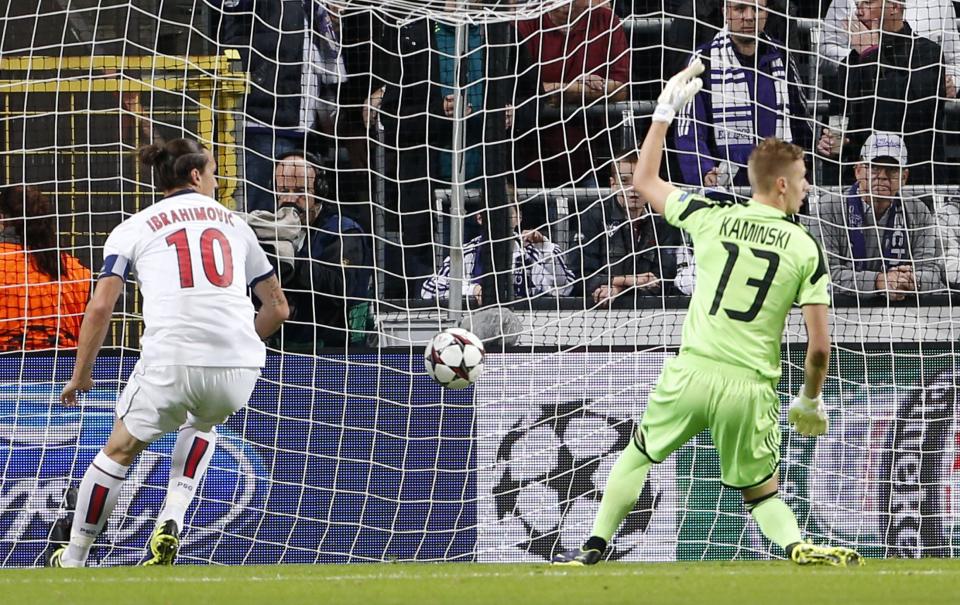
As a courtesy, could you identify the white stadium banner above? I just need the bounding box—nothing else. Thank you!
[475,351,678,563]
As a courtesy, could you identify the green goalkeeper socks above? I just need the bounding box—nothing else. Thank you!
[588,446,803,554]
[589,443,652,542]
[748,496,803,551]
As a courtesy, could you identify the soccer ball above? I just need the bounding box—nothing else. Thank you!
[423,328,485,389]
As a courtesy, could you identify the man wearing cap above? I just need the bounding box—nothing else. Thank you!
[811,132,944,300]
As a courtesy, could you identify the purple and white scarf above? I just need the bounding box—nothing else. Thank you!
[708,28,792,149]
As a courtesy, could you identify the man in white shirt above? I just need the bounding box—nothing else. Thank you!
[47,138,289,568]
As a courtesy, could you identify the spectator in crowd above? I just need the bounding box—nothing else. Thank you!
[517,0,630,188]
[812,132,943,300]
[673,0,812,188]
[663,0,798,76]
[99,66,156,144]
[421,190,575,304]
[369,3,541,297]
[266,153,372,350]
[218,0,345,212]
[937,197,960,289]
[325,3,381,220]
[571,152,683,305]
[0,186,90,351]
[820,0,959,93]
[817,0,948,185]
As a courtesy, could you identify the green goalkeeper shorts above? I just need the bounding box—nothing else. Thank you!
[635,353,781,489]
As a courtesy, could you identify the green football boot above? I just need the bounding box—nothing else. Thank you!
[789,541,862,567]
[142,520,180,566]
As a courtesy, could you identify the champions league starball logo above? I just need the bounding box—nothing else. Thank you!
[491,400,661,561]
[0,384,269,567]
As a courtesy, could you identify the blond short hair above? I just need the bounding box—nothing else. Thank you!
[747,138,804,194]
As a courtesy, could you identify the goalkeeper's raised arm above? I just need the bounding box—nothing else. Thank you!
[633,60,704,214]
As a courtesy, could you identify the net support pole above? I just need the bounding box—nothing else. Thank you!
[482,15,512,308]
[447,13,469,317]
[374,123,387,302]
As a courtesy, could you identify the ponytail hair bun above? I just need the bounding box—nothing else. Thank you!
[137,142,169,168]
[136,138,208,192]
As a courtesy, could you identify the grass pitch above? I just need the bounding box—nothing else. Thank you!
[3,559,959,605]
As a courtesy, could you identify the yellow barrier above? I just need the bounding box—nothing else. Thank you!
[0,51,246,210]
[0,52,247,347]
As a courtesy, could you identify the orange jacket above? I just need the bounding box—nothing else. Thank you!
[0,243,91,351]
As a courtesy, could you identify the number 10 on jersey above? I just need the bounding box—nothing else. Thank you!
[165,228,235,288]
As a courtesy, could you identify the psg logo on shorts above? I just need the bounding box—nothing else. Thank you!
[491,400,661,561]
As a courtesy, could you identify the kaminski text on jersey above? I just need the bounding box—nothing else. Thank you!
[718,216,793,250]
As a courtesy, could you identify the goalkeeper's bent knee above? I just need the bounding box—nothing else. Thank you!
[743,491,779,512]
[630,429,656,466]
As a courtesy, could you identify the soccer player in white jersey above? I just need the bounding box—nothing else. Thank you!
[47,138,289,567]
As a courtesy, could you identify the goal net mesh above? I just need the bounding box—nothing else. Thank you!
[0,0,958,565]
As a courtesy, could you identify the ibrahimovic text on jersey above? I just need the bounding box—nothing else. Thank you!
[100,190,274,367]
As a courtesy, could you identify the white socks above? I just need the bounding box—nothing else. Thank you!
[59,429,216,566]
[63,450,130,566]
[157,427,217,530]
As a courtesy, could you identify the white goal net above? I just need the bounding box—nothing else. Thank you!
[0,0,958,566]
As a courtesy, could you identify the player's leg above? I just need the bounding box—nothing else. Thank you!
[553,360,707,565]
[552,438,654,566]
[741,477,802,556]
[156,426,217,532]
[710,379,860,566]
[49,418,149,567]
[49,363,190,567]
[144,367,260,566]
[709,379,803,555]
[143,425,217,566]
[742,477,860,566]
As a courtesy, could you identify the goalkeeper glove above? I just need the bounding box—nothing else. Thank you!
[788,388,829,437]
[652,58,705,125]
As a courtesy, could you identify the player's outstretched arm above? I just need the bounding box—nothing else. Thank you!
[253,274,290,340]
[61,276,124,406]
[634,60,704,215]
[789,304,831,437]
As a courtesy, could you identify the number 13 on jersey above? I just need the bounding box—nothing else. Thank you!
[709,241,780,322]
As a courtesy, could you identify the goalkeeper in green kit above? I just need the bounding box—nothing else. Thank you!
[553,61,861,567]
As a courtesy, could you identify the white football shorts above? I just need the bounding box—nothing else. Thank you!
[116,362,260,443]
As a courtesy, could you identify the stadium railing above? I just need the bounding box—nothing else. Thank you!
[375,294,960,348]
